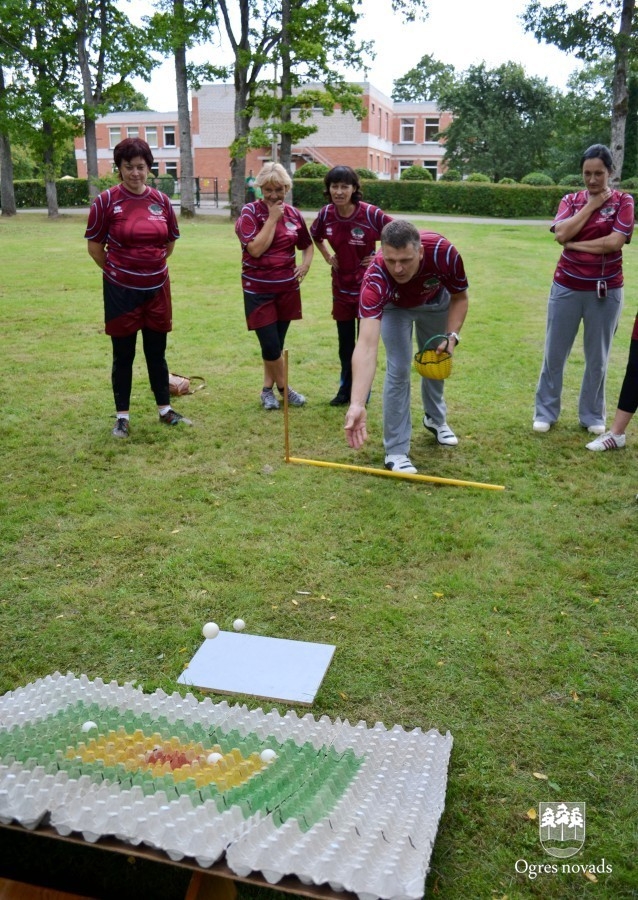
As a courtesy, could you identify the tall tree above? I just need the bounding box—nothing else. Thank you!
[75,0,153,200]
[391,54,457,102]
[522,0,638,182]
[0,66,17,216]
[147,0,222,217]
[437,62,558,181]
[1,0,82,216]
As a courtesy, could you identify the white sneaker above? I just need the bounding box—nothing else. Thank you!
[533,420,551,433]
[586,424,606,435]
[423,415,458,446]
[586,431,626,451]
[384,454,417,474]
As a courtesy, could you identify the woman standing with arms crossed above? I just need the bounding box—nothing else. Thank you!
[311,166,392,405]
[85,137,191,437]
[533,144,634,435]
[235,162,313,410]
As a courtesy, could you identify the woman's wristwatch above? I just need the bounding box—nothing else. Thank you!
[446,331,461,343]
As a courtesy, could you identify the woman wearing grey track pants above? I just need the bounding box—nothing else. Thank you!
[533,144,634,435]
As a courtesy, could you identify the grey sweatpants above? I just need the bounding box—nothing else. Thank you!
[380,291,451,456]
[534,282,623,428]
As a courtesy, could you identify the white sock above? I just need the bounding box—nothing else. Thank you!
[158,405,171,416]
[116,412,130,420]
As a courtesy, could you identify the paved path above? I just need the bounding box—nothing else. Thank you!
[19,203,552,227]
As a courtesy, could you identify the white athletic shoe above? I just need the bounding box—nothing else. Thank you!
[423,415,458,446]
[586,424,606,435]
[586,431,626,451]
[384,454,417,474]
[533,420,551,433]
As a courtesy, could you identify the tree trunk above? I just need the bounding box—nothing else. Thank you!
[174,0,195,218]
[230,72,250,219]
[610,0,635,183]
[278,0,292,182]
[43,120,59,217]
[76,0,100,200]
[0,68,17,217]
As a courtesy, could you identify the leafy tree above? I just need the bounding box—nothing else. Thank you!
[0,63,17,215]
[522,0,638,182]
[437,62,558,182]
[76,0,155,200]
[101,85,150,113]
[2,0,82,216]
[147,0,222,217]
[392,54,456,102]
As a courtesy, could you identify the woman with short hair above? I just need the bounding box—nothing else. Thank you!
[85,137,191,437]
[235,162,313,409]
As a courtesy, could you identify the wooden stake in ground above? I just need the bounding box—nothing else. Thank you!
[282,350,504,491]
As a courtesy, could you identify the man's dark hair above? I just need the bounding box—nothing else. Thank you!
[381,219,421,250]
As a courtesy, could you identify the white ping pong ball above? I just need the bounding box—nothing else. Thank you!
[202,622,220,639]
[233,618,246,631]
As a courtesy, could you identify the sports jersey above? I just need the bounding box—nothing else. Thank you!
[552,189,634,291]
[359,232,469,318]
[84,184,180,291]
[235,200,312,294]
[310,202,392,302]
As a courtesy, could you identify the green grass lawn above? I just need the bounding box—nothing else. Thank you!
[0,212,636,900]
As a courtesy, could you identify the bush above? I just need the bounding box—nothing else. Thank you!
[619,176,638,189]
[521,172,555,186]
[1,178,90,209]
[294,162,330,179]
[289,177,637,218]
[355,167,378,180]
[498,177,517,184]
[465,172,491,182]
[150,175,175,197]
[557,174,582,187]
[400,165,433,181]
[440,169,462,182]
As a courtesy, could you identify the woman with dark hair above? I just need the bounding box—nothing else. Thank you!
[310,166,392,405]
[235,162,313,410]
[85,137,191,437]
[533,144,634,435]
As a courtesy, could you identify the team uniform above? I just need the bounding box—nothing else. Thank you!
[84,183,180,337]
[235,200,312,331]
[535,189,634,429]
[85,183,180,415]
[310,202,392,320]
[310,201,392,403]
[360,232,469,457]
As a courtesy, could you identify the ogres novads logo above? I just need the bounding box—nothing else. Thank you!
[539,802,585,859]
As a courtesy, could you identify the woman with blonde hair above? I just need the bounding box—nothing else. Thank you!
[235,162,314,409]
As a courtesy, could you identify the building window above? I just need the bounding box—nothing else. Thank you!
[371,102,375,114]
[423,160,438,179]
[165,162,178,178]
[127,126,139,138]
[398,160,414,175]
[385,112,389,140]
[424,118,440,142]
[150,163,159,177]
[145,127,158,148]
[164,126,176,147]
[400,119,415,143]
[108,127,120,149]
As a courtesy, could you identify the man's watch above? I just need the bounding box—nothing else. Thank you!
[446,331,461,343]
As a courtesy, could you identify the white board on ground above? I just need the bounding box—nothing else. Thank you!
[177,631,336,705]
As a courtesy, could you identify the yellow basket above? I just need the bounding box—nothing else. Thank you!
[414,334,453,380]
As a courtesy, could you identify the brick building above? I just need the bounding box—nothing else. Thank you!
[74,82,451,193]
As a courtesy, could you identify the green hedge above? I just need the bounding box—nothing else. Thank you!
[292,178,637,218]
[1,178,90,209]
